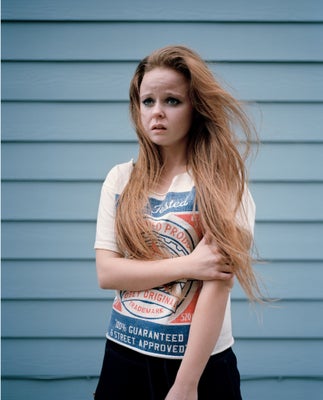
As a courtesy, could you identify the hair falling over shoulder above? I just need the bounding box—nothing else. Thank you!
[115,45,263,302]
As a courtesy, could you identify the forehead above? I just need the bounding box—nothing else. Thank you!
[140,67,189,94]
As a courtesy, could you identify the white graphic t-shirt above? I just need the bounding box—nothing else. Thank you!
[95,160,255,359]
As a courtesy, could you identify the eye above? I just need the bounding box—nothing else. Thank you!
[142,97,154,107]
[166,97,181,106]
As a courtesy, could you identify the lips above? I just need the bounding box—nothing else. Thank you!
[151,124,166,131]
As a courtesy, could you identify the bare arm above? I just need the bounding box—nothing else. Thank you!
[165,278,232,400]
[96,236,232,291]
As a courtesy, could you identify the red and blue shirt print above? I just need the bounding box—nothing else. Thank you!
[109,185,204,358]
[94,160,252,359]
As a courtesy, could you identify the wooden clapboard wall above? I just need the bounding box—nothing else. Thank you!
[2,1,323,399]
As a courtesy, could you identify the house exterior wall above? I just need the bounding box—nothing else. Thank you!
[2,1,323,398]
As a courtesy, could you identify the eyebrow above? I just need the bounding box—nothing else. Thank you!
[139,91,186,99]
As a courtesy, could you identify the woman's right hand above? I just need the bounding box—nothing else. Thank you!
[95,236,233,291]
[186,236,233,282]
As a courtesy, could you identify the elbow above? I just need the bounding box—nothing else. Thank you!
[95,249,122,290]
[96,262,115,290]
[96,273,109,290]
[97,277,110,290]
[97,274,116,290]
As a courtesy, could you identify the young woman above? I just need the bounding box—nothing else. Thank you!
[94,45,260,400]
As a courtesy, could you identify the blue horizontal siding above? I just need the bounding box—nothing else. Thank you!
[1,379,98,400]
[2,182,323,221]
[1,143,139,181]
[2,378,323,400]
[3,62,323,102]
[2,102,323,142]
[3,22,323,62]
[2,299,323,338]
[2,260,323,301]
[2,338,322,376]
[2,0,323,21]
[2,221,323,261]
[2,1,322,398]
[1,260,106,300]
[241,380,323,400]
[2,142,323,181]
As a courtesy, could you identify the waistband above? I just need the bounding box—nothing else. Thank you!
[106,338,233,362]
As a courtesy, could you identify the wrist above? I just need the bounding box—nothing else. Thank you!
[175,367,200,388]
[173,254,192,280]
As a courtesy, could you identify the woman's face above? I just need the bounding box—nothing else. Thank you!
[139,67,193,153]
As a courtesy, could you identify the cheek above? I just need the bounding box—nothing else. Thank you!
[139,109,147,124]
[139,111,150,133]
[140,106,149,117]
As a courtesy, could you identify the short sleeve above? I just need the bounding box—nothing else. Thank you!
[236,186,256,236]
[94,161,133,253]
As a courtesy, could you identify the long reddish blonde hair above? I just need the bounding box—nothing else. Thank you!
[115,45,261,301]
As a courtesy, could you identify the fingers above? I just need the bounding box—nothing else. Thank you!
[203,233,218,247]
[212,270,234,281]
[212,257,234,281]
[201,234,233,271]
[220,262,233,274]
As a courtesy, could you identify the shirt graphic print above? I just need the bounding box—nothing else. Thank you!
[108,187,204,358]
[94,161,248,359]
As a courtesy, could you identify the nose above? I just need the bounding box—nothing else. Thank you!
[152,101,165,118]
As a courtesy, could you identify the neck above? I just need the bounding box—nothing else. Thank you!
[160,148,188,173]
